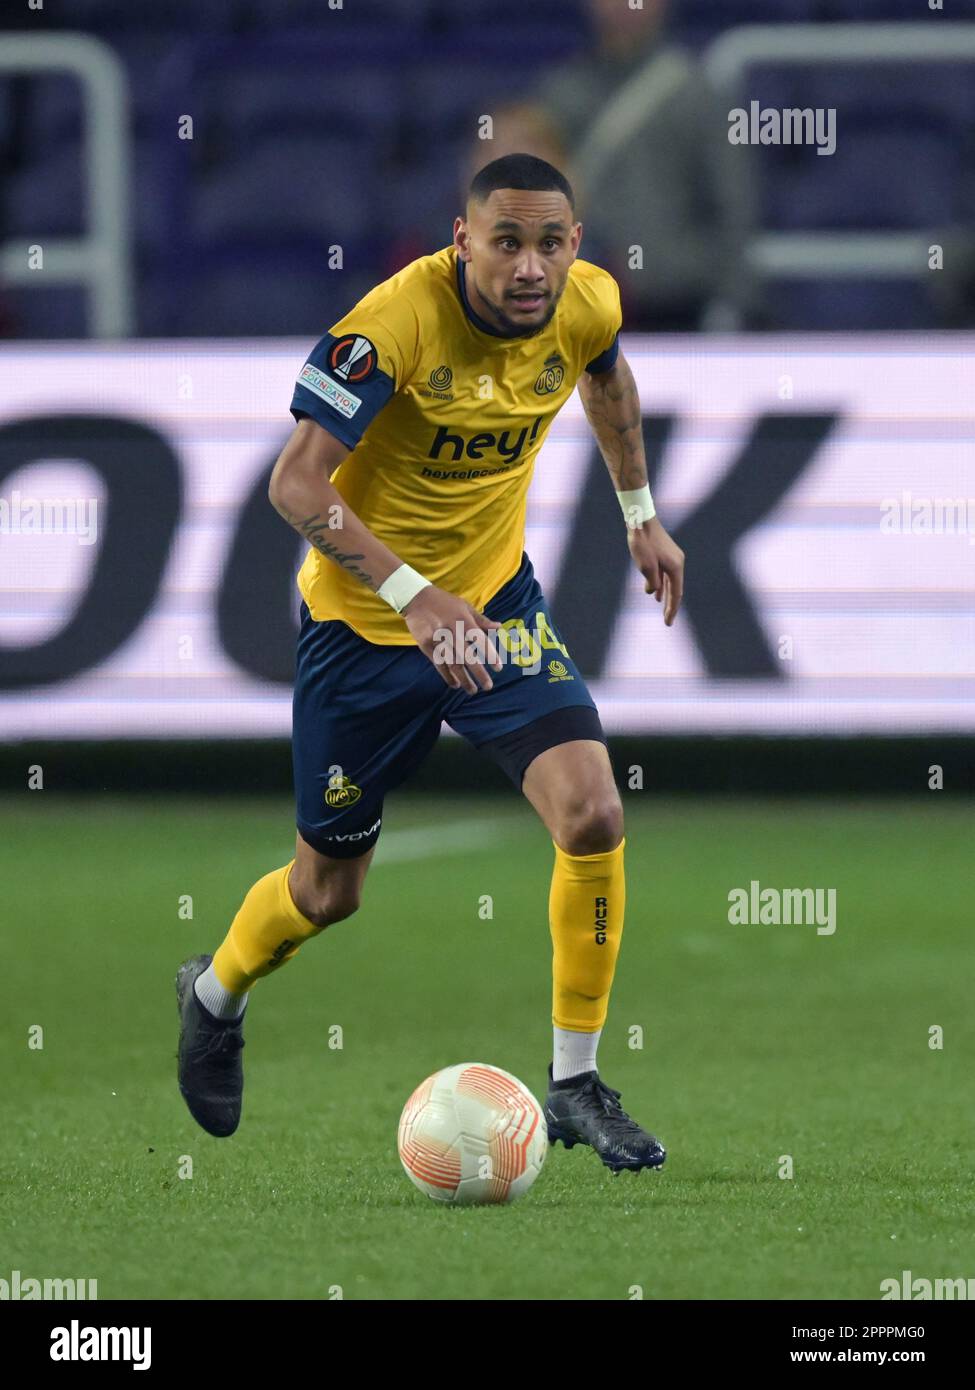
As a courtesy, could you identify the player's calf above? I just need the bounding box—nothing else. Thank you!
[286,872,364,930]
[287,836,374,931]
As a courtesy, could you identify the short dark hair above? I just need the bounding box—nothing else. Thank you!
[468,153,575,213]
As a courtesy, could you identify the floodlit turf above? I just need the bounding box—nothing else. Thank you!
[2,793,972,1301]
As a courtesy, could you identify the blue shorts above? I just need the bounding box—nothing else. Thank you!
[292,552,605,857]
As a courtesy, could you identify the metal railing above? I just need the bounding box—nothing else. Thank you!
[0,33,132,336]
[703,23,975,280]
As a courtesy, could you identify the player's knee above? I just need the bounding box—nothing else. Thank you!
[291,875,363,931]
[556,793,624,856]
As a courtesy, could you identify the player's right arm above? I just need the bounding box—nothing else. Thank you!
[268,418,501,694]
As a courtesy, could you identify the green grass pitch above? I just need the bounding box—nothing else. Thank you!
[3,792,972,1301]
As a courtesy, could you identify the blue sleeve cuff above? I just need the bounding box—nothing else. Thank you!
[290,394,363,451]
[585,331,620,375]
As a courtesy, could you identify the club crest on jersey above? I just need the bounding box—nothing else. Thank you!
[328,334,377,383]
[324,775,363,808]
[534,353,564,395]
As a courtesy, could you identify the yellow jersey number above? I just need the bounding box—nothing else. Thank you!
[498,611,569,668]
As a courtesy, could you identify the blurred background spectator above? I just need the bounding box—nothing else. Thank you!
[464,0,761,330]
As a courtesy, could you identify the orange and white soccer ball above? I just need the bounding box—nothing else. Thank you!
[397,1062,548,1205]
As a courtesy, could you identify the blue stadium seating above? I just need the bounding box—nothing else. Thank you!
[729,60,974,235]
[5,146,84,238]
[773,277,934,330]
[2,0,973,336]
[403,59,562,143]
[1,285,88,339]
[48,0,227,33]
[820,0,975,17]
[5,130,175,257]
[676,0,814,22]
[191,136,376,243]
[146,250,378,336]
[428,0,577,24]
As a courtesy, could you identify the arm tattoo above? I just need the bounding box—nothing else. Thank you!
[276,499,375,587]
[298,513,374,586]
[578,357,648,492]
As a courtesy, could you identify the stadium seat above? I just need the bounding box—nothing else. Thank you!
[146,252,377,336]
[190,135,375,244]
[428,0,581,24]
[4,146,84,237]
[403,59,564,146]
[740,57,970,235]
[235,0,436,27]
[1,285,88,338]
[4,131,176,258]
[800,62,975,126]
[381,145,472,247]
[46,0,229,33]
[762,118,961,231]
[203,63,401,148]
[818,0,952,18]
[17,37,173,162]
[24,74,82,149]
[773,276,933,330]
[673,0,814,23]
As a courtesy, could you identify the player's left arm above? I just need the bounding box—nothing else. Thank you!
[577,350,685,626]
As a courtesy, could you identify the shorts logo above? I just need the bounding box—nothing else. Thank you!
[298,363,362,419]
[327,816,382,843]
[328,334,377,383]
[324,775,363,808]
[547,659,572,682]
[534,354,564,395]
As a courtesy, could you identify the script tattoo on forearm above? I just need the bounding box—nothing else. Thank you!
[281,506,375,587]
[579,358,647,492]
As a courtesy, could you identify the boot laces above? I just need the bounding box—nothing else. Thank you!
[592,1077,645,1135]
[202,1027,244,1058]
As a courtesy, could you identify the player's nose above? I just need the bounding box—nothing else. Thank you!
[513,253,546,285]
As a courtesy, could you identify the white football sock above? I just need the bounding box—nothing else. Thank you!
[552,1025,601,1081]
[194,963,247,1020]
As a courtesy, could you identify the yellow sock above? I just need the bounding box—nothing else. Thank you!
[549,838,625,1032]
[211,860,320,994]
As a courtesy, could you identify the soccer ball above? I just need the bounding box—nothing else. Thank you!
[397,1062,547,1205]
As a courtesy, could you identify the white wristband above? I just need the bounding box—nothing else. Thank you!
[376,563,431,614]
[617,484,656,528]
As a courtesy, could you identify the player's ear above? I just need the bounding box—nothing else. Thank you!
[453,214,471,258]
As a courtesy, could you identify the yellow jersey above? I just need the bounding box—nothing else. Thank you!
[289,243,621,644]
